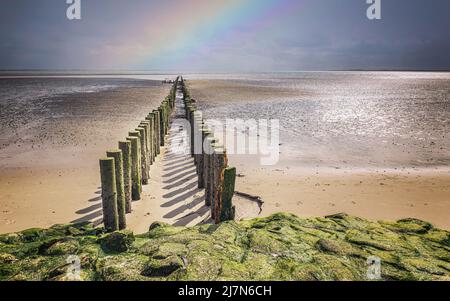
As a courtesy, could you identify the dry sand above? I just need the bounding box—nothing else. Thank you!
[231,164,450,229]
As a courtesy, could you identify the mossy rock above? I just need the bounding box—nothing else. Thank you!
[149,221,170,231]
[381,218,433,234]
[0,233,21,244]
[0,213,449,281]
[39,238,80,256]
[20,228,46,243]
[142,255,185,278]
[315,238,360,256]
[99,230,134,253]
[96,254,149,281]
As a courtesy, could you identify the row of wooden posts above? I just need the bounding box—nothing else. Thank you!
[99,77,179,232]
[180,78,236,224]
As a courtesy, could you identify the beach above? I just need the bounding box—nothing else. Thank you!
[1,72,449,234]
[0,79,170,233]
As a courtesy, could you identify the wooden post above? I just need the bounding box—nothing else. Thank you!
[106,149,126,230]
[211,146,226,220]
[220,166,236,222]
[213,148,227,223]
[150,113,156,161]
[197,128,208,189]
[189,107,195,157]
[153,110,161,152]
[205,137,218,207]
[158,106,165,146]
[126,135,141,200]
[99,157,119,232]
[199,129,211,189]
[118,140,132,213]
[135,127,149,185]
[145,114,155,163]
[140,121,151,165]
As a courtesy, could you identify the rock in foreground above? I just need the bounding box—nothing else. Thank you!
[0,213,449,281]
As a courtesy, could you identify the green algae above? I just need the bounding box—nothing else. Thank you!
[0,213,449,281]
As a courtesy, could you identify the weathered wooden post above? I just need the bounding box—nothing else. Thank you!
[126,135,141,200]
[205,136,218,207]
[198,129,209,189]
[106,149,126,230]
[193,114,201,166]
[118,140,132,213]
[212,146,227,221]
[153,109,161,151]
[145,114,155,163]
[220,166,236,222]
[158,106,165,146]
[189,107,196,157]
[162,100,169,134]
[99,157,119,232]
[185,104,192,121]
[203,135,211,206]
[140,121,151,165]
[135,127,149,185]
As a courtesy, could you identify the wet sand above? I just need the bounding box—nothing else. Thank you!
[189,79,450,229]
[0,85,169,233]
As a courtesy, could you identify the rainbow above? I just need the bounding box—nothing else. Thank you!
[118,0,307,69]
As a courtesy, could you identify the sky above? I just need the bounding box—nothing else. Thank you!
[1,0,450,71]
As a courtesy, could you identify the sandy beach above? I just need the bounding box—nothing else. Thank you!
[1,74,449,234]
[0,78,259,234]
[0,81,170,233]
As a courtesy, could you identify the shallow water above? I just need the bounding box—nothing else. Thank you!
[1,72,449,168]
[0,77,159,149]
[193,72,450,168]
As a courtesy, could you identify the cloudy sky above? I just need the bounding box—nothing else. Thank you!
[1,0,450,71]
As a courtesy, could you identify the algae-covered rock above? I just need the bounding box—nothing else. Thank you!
[96,254,149,281]
[99,230,134,253]
[149,221,170,231]
[142,255,184,277]
[0,213,449,281]
[39,238,80,256]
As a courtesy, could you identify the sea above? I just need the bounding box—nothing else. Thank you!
[1,71,449,168]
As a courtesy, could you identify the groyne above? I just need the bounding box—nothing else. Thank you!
[99,76,237,231]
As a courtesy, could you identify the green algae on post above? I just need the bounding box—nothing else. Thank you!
[140,121,152,171]
[158,107,165,146]
[126,136,141,200]
[135,127,149,185]
[220,167,236,222]
[106,149,126,230]
[145,114,155,164]
[153,110,161,152]
[118,140,132,213]
[204,136,217,207]
[212,146,227,222]
[99,157,119,232]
